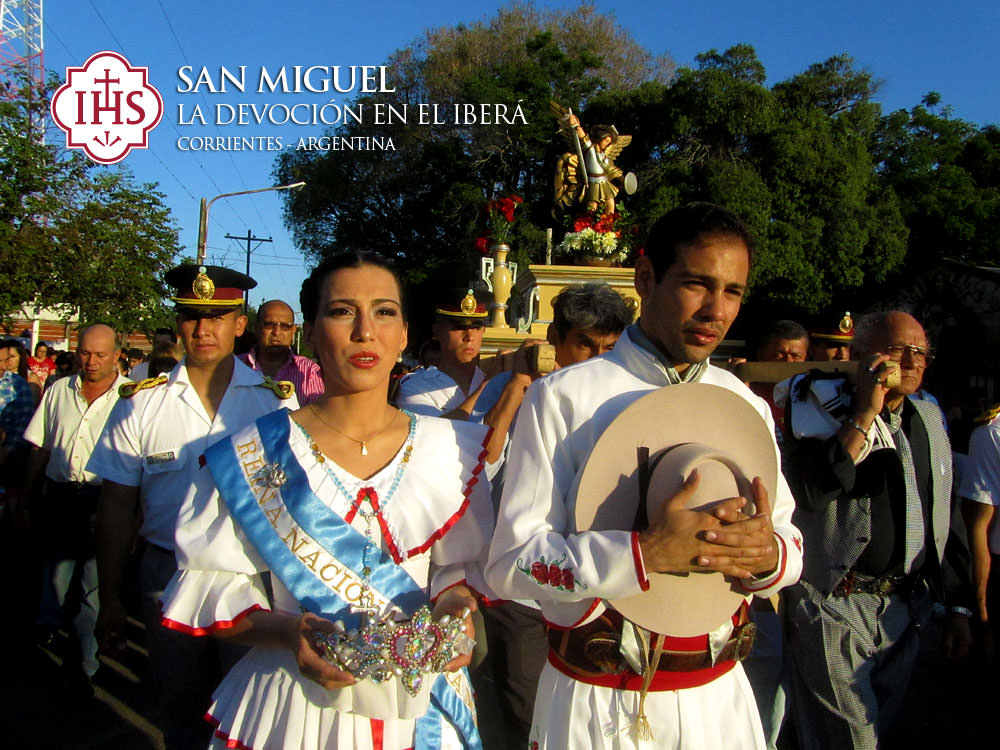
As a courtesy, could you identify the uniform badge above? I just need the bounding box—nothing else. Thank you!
[460,289,477,315]
[192,265,215,300]
[146,451,176,465]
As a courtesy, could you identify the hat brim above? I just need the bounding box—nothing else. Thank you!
[575,383,778,636]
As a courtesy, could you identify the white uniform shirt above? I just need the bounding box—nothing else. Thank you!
[87,358,298,550]
[960,414,1000,553]
[24,372,131,485]
[395,365,485,416]
[486,327,803,629]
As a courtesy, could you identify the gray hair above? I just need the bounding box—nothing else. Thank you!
[552,282,633,340]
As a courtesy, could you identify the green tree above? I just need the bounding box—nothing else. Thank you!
[878,95,1000,269]
[598,47,907,312]
[0,70,180,334]
[275,2,673,299]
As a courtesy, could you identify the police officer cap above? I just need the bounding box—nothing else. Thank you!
[165,264,256,313]
[435,289,488,328]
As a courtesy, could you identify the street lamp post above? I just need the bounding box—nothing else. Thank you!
[196,181,306,265]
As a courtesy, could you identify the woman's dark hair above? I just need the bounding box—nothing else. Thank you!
[55,350,80,374]
[2,339,30,378]
[300,251,404,325]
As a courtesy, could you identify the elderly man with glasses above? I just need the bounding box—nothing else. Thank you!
[239,299,324,405]
[778,310,973,750]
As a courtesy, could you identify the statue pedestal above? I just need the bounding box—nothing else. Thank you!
[480,264,639,365]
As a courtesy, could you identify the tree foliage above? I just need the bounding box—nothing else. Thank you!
[0,70,180,334]
[276,2,674,301]
[878,96,1000,269]
[276,7,999,318]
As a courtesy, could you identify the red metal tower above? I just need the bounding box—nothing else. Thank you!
[0,0,44,94]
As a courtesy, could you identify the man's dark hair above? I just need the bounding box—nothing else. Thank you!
[300,251,403,325]
[154,327,177,344]
[644,202,753,281]
[551,282,633,341]
[763,319,809,345]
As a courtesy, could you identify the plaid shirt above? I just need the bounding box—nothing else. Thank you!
[0,371,35,452]
[239,347,324,406]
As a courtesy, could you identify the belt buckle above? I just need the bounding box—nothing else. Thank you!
[733,622,756,661]
[878,577,894,595]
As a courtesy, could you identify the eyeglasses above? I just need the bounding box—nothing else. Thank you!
[259,321,295,332]
[885,344,935,365]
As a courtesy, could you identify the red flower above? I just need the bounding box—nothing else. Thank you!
[560,569,575,591]
[573,215,595,232]
[548,563,562,587]
[594,211,619,234]
[474,236,490,256]
[531,561,549,584]
[496,197,517,223]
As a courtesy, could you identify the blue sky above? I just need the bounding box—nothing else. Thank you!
[38,0,999,316]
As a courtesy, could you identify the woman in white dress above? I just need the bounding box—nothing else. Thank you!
[160,252,494,749]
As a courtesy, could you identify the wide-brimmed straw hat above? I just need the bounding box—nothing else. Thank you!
[575,383,778,636]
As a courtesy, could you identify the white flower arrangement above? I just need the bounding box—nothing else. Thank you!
[556,227,627,264]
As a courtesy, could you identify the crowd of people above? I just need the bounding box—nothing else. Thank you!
[0,202,996,750]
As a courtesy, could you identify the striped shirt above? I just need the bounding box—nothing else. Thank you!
[239,348,324,405]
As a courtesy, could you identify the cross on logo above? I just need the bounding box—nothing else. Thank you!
[51,51,163,164]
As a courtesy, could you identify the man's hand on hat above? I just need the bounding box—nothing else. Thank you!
[638,470,776,579]
[702,476,780,578]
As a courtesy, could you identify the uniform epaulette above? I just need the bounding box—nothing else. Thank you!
[259,376,295,400]
[118,375,168,398]
[974,402,1000,424]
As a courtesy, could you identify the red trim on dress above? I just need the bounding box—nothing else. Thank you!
[205,713,255,750]
[741,534,787,592]
[630,531,650,591]
[160,603,266,636]
[405,426,491,558]
[431,578,469,603]
[371,718,384,750]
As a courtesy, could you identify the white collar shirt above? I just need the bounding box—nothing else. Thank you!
[87,357,298,549]
[24,372,131,485]
[395,365,485,416]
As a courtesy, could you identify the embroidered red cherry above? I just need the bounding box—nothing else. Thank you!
[549,563,562,587]
[560,569,575,591]
[531,561,549,584]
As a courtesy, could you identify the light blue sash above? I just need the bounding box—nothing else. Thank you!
[205,409,481,749]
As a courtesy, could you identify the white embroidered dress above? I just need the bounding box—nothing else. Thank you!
[160,410,493,750]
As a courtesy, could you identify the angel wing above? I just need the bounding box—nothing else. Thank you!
[554,152,583,212]
[549,100,579,149]
[603,134,632,163]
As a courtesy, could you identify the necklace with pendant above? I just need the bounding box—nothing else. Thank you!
[309,403,398,456]
[299,411,415,579]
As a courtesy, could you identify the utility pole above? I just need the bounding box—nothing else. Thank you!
[225,230,272,305]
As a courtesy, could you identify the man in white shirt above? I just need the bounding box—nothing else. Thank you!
[89,265,297,750]
[486,203,803,749]
[23,324,127,690]
[396,290,488,416]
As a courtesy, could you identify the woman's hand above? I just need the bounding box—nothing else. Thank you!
[291,611,357,690]
[432,585,477,672]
